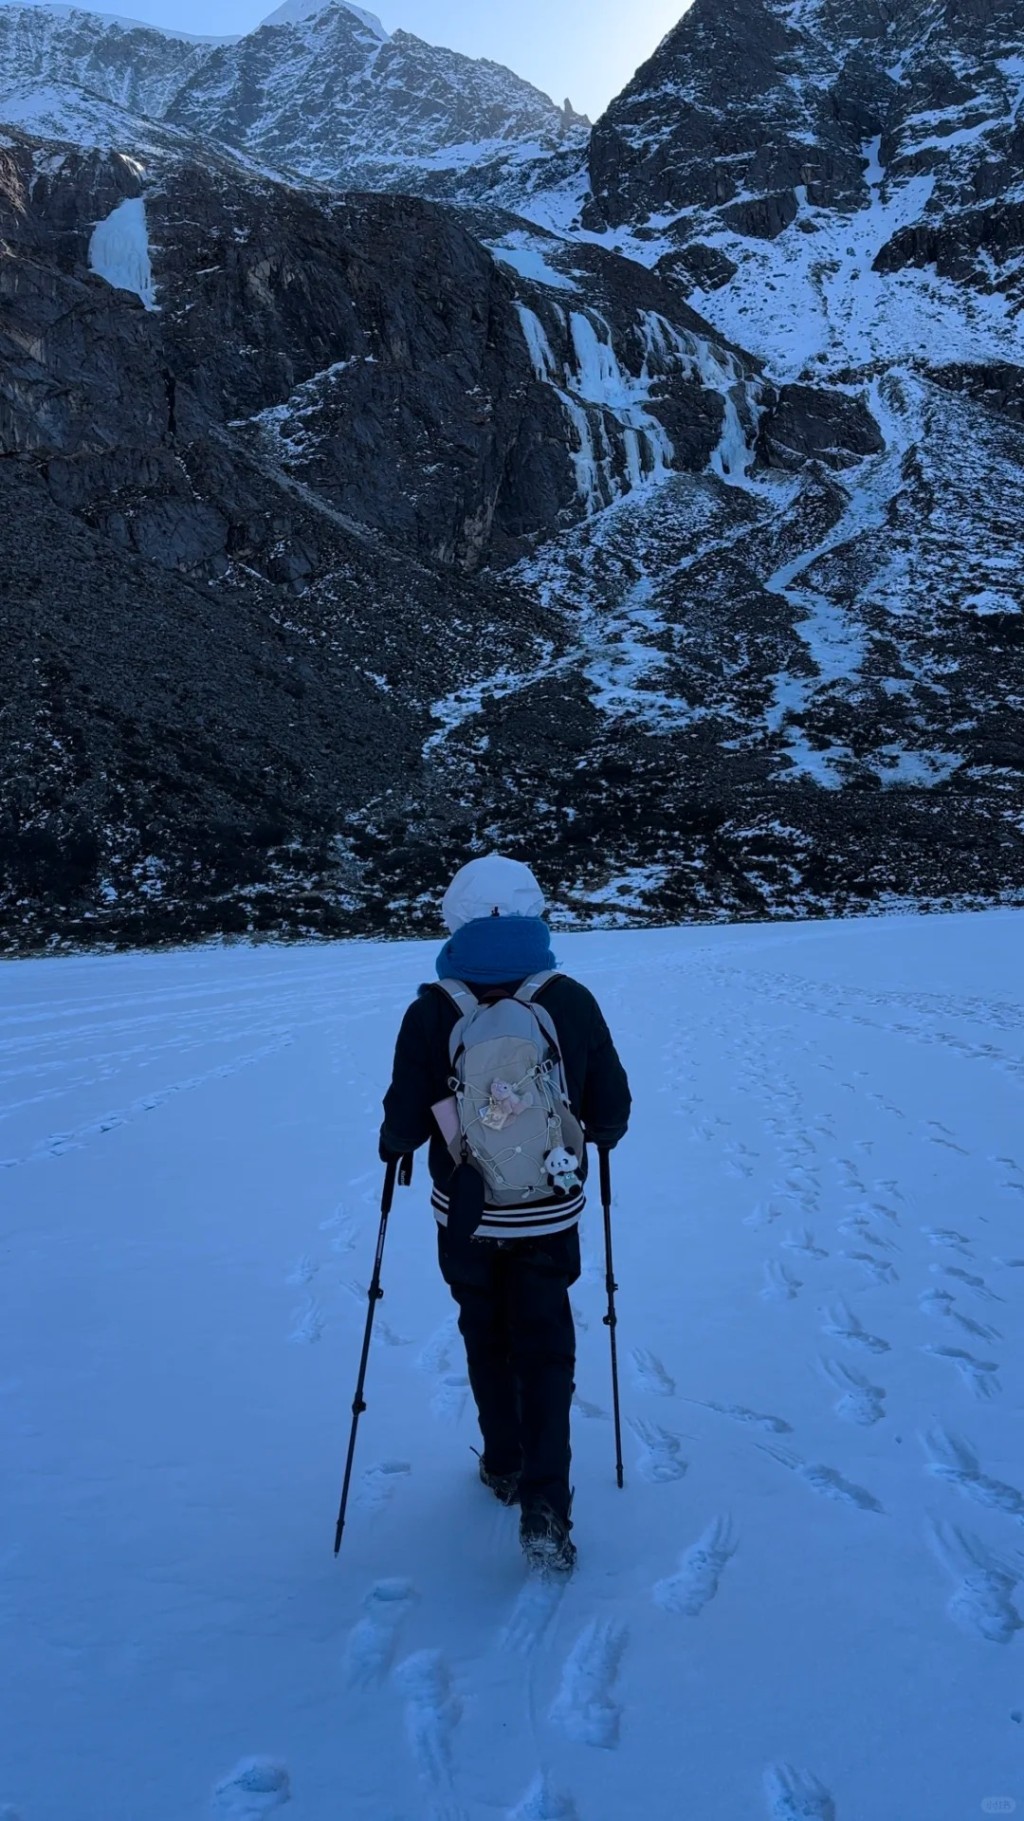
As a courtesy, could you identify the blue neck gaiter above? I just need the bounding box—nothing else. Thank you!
[436,916,556,988]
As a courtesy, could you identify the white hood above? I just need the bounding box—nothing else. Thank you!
[441,854,545,933]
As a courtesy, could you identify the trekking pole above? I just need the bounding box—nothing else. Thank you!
[333,1151,413,1555]
[598,1145,625,1490]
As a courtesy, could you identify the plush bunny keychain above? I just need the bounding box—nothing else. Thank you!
[480,1078,535,1131]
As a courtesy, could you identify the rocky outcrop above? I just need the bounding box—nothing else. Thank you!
[581,0,1024,321]
[755,385,885,471]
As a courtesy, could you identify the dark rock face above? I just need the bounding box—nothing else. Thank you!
[755,385,886,471]
[586,0,868,234]
[1,127,793,946]
[584,0,1024,317]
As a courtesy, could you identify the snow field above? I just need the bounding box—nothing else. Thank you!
[1,911,1023,1818]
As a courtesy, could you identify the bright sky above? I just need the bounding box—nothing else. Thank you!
[39,0,693,117]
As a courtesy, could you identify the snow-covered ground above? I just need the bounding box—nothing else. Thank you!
[2,912,1023,1820]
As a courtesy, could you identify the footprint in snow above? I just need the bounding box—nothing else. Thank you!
[926,1129,970,1156]
[761,1445,884,1514]
[572,1395,607,1421]
[431,1374,470,1424]
[872,1178,906,1204]
[953,1300,1003,1341]
[550,1621,629,1750]
[212,1759,291,1818]
[507,1774,579,1820]
[840,1250,899,1287]
[783,1228,828,1260]
[762,1259,802,1302]
[922,1227,973,1256]
[344,1579,418,1689]
[867,1199,902,1226]
[929,1520,1024,1645]
[695,1400,793,1435]
[630,1416,688,1483]
[289,1298,326,1345]
[319,1207,357,1253]
[931,1265,1002,1303]
[502,1577,566,1657]
[285,1254,319,1287]
[417,1317,459,1377]
[920,1427,1024,1517]
[342,1281,409,1347]
[922,1346,1001,1401]
[763,1762,837,1821]
[654,1517,738,1618]
[821,1302,890,1355]
[744,1200,787,1230]
[393,1650,464,1818]
[935,1304,1003,1344]
[819,1359,886,1427]
[356,1461,411,1514]
[838,1216,899,1254]
[630,1348,676,1397]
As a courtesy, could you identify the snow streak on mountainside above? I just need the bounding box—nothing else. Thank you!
[0,0,587,198]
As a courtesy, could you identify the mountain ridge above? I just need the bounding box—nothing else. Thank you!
[0,0,589,203]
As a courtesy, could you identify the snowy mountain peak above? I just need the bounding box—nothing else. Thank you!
[0,0,581,199]
[259,0,388,40]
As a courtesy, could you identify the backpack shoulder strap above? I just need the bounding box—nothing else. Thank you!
[514,971,561,1004]
[513,974,567,1081]
[434,978,479,1014]
[434,979,483,1070]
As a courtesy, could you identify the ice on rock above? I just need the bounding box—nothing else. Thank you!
[640,310,759,485]
[516,303,559,384]
[88,196,156,308]
[516,302,678,513]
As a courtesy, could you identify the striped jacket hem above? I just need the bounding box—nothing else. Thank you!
[431,1183,585,1240]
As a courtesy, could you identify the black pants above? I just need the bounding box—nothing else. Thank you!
[437,1223,580,1523]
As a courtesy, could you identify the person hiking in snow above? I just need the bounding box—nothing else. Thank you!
[379,854,631,1574]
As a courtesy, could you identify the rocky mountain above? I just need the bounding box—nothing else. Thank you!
[0,0,587,199]
[1,0,1022,949]
[578,0,1024,360]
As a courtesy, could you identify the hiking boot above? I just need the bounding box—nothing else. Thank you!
[520,1501,577,1575]
[479,1459,521,1506]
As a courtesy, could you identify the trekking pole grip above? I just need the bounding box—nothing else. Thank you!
[599,1144,612,1209]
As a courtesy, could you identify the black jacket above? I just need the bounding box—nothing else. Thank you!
[380,973,631,1197]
